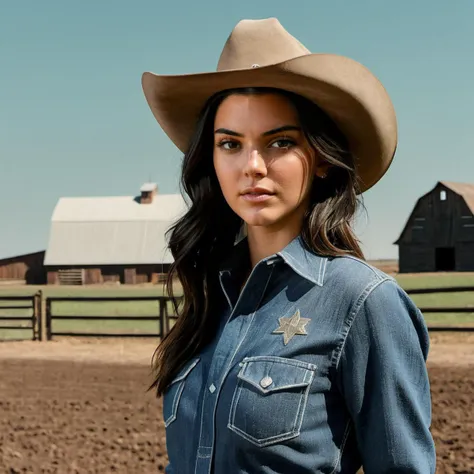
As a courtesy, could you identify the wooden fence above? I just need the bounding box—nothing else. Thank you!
[0,286,473,341]
[41,286,474,338]
[0,292,42,340]
[44,295,182,340]
[407,285,474,332]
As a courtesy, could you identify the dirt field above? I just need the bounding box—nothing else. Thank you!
[0,334,472,474]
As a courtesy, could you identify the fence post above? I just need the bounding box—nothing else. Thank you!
[30,295,36,341]
[164,299,170,334]
[34,291,43,341]
[158,298,165,339]
[45,297,52,341]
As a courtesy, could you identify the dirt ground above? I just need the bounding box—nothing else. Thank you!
[0,334,472,474]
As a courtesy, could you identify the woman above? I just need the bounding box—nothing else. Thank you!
[142,18,436,474]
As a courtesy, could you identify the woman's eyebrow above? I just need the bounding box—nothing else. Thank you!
[214,128,243,137]
[262,125,301,136]
[214,125,300,137]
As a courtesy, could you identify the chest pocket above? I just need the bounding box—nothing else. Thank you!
[163,358,200,428]
[228,356,316,447]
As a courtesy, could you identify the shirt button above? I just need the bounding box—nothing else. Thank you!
[260,376,273,389]
[209,383,216,393]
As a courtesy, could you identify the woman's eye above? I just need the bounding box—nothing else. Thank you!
[217,140,240,150]
[270,139,295,149]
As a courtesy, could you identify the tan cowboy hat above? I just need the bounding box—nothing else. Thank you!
[142,18,397,192]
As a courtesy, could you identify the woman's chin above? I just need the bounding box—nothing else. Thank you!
[240,210,283,229]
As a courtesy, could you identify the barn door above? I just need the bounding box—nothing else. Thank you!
[435,247,455,271]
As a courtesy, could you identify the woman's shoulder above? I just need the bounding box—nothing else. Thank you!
[325,255,426,330]
[325,255,428,348]
[321,254,418,313]
[324,254,396,292]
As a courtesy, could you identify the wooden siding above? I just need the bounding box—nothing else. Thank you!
[0,251,46,283]
[47,271,59,285]
[84,269,102,285]
[124,268,136,285]
[455,243,474,271]
[399,246,435,273]
[45,264,171,285]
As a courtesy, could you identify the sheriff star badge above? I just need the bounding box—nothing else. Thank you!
[272,309,310,345]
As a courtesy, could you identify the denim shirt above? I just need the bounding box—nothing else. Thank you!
[163,237,436,474]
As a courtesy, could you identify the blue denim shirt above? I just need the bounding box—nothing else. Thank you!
[163,237,436,474]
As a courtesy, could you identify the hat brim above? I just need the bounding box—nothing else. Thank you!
[142,53,397,192]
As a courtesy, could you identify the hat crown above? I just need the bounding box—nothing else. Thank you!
[217,18,310,71]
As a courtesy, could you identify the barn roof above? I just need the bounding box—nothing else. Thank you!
[0,250,45,265]
[394,181,474,245]
[440,181,474,214]
[44,194,187,266]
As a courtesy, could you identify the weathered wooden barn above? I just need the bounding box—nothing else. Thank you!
[395,181,474,273]
[44,184,187,285]
[0,251,46,284]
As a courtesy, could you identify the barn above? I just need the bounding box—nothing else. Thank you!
[395,181,474,273]
[0,251,46,284]
[44,183,187,285]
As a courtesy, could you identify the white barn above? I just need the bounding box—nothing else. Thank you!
[44,183,186,285]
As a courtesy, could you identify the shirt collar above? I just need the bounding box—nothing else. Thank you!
[277,236,327,286]
[224,234,327,287]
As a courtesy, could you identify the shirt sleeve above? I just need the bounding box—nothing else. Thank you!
[336,278,436,473]
[165,463,174,473]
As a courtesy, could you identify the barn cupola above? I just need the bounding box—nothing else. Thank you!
[140,182,158,204]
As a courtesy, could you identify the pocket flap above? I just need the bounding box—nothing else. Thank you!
[237,356,316,394]
[168,357,200,387]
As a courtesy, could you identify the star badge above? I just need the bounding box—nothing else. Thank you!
[272,309,310,345]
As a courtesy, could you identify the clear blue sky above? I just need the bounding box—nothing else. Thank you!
[1,1,473,260]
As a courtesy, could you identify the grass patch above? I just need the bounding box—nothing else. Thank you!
[51,318,161,335]
[395,273,474,290]
[405,292,473,325]
[394,273,474,326]
[0,328,35,340]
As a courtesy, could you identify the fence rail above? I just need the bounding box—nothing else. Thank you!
[44,295,183,340]
[405,285,474,332]
[406,286,474,295]
[0,293,41,340]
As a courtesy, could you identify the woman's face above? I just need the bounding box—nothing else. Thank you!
[213,93,327,232]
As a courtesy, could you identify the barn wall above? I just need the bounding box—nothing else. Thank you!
[0,251,46,284]
[0,260,28,280]
[101,266,123,284]
[45,264,172,285]
[455,243,474,271]
[136,264,169,284]
[47,271,59,285]
[124,268,136,285]
[84,269,103,285]
[399,245,435,273]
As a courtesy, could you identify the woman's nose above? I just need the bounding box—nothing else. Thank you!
[243,148,267,178]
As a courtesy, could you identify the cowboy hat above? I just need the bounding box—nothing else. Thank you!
[142,18,397,192]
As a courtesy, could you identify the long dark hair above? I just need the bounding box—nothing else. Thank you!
[151,87,364,395]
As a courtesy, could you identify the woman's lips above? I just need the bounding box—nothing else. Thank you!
[240,192,274,202]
